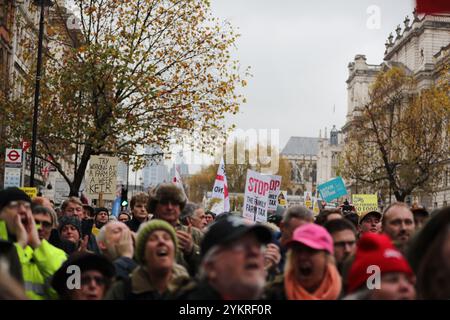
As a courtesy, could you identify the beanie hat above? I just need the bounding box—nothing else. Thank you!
[347,233,413,293]
[135,219,178,264]
[0,188,32,211]
[95,207,109,216]
[58,215,82,238]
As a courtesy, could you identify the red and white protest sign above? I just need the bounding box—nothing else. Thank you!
[211,157,230,215]
[267,175,282,211]
[243,170,270,223]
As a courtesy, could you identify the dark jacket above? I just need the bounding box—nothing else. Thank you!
[170,279,224,300]
[113,256,138,280]
[126,217,148,233]
[105,263,190,300]
[263,275,287,300]
[0,239,24,284]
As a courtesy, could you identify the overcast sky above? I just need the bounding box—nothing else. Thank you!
[210,0,416,150]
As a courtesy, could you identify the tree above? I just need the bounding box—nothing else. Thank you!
[342,65,450,202]
[1,0,248,196]
[187,143,293,203]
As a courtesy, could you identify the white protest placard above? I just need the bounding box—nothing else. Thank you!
[86,156,118,200]
[243,170,270,223]
[267,175,282,211]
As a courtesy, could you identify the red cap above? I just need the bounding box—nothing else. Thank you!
[347,233,413,293]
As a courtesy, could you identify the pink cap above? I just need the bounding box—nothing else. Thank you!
[288,223,334,255]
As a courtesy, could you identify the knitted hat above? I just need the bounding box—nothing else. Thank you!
[0,188,32,211]
[347,233,413,293]
[58,215,82,238]
[51,252,115,298]
[135,219,178,264]
[95,207,109,216]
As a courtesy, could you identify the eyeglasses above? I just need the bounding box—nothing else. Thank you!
[81,275,106,286]
[35,220,53,229]
[7,201,31,210]
[226,242,267,254]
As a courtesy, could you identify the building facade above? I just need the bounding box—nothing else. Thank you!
[316,125,344,185]
[344,11,450,208]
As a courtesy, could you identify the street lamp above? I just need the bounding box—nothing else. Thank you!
[30,0,54,187]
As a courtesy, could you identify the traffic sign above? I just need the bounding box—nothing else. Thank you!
[5,148,22,163]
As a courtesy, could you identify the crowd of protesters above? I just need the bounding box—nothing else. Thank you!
[0,184,449,300]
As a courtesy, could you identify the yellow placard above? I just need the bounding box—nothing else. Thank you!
[352,194,378,216]
[19,187,38,200]
[278,190,287,207]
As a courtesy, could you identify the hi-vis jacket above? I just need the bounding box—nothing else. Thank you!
[0,220,67,300]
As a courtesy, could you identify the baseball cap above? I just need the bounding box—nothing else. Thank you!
[201,216,273,258]
[287,223,334,255]
[358,211,382,224]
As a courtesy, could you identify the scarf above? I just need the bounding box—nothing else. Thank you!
[284,263,342,300]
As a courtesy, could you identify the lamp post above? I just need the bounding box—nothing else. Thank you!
[30,0,53,187]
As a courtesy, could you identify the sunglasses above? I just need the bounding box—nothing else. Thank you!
[81,275,106,286]
[35,220,53,229]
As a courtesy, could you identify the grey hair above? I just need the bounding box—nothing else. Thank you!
[282,206,314,224]
[96,223,108,245]
[181,202,202,220]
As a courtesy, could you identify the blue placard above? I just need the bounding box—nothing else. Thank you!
[111,196,121,217]
[317,177,348,203]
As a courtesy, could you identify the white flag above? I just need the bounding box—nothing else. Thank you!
[172,165,185,191]
[211,157,230,214]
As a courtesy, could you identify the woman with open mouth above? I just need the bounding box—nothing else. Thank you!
[105,219,190,300]
[264,223,342,300]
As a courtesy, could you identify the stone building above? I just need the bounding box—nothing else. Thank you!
[344,11,450,208]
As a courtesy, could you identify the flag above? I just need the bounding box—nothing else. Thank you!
[172,165,184,188]
[416,0,450,14]
[211,157,230,214]
[172,164,187,196]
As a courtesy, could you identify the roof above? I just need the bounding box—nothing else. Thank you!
[281,137,320,156]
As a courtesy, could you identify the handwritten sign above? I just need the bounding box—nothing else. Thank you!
[86,156,118,200]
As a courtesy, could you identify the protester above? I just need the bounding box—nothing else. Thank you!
[173,216,271,300]
[407,206,450,299]
[96,221,138,279]
[106,220,190,299]
[265,223,342,300]
[148,183,203,276]
[58,216,87,254]
[60,197,99,253]
[315,208,343,226]
[118,211,131,223]
[343,212,359,229]
[60,197,84,219]
[411,207,430,230]
[324,219,357,274]
[357,210,382,236]
[344,233,415,300]
[92,207,109,236]
[52,252,115,300]
[180,202,207,231]
[278,206,314,270]
[382,202,415,253]
[32,205,55,242]
[82,205,95,221]
[204,211,216,226]
[0,188,66,299]
[126,192,150,232]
